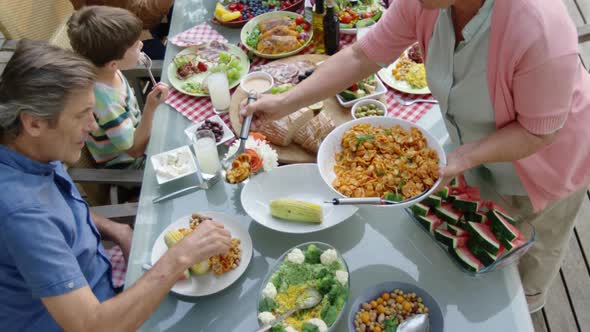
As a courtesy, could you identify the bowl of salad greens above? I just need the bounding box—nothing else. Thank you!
[257,242,350,332]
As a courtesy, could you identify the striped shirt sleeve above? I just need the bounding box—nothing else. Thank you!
[93,87,136,152]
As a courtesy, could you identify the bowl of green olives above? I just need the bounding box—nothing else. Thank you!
[351,100,388,119]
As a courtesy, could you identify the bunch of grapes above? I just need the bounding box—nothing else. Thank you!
[211,52,243,81]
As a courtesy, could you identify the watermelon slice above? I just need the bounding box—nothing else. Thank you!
[423,195,442,208]
[463,211,487,223]
[449,246,483,272]
[496,209,516,225]
[410,203,430,217]
[434,204,462,225]
[447,224,469,237]
[452,196,481,213]
[488,210,522,242]
[417,214,443,235]
[501,237,527,252]
[465,222,501,255]
[467,239,504,267]
[434,186,450,199]
[435,229,468,248]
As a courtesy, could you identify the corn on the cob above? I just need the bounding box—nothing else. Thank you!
[190,260,210,275]
[269,199,323,223]
[164,229,184,248]
[164,230,192,278]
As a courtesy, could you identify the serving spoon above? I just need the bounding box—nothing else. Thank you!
[256,287,323,332]
[397,313,430,332]
[221,92,257,184]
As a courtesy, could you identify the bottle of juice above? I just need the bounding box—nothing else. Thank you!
[311,0,326,53]
[323,0,340,55]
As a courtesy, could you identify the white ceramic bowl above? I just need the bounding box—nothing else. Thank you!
[150,145,198,185]
[335,75,387,108]
[351,99,388,119]
[239,71,274,94]
[184,114,235,146]
[317,117,446,208]
[241,164,358,233]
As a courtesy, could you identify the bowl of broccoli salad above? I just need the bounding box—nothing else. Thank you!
[257,242,350,332]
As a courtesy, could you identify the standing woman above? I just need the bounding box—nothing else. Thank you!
[243,0,590,312]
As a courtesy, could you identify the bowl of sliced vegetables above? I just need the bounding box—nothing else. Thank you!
[241,11,313,59]
[336,74,387,108]
[257,242,350,332]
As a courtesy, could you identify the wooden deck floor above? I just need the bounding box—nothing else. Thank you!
[531,1,590,331]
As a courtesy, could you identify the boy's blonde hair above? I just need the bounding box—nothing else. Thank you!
[67,5,143,67]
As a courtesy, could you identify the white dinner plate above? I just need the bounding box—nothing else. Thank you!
[377,48,431,95]
[150,212,253,297]
[241,164,358,234]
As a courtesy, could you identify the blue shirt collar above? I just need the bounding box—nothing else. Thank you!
[0,144,58,176]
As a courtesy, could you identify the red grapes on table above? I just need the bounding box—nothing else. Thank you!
[225,0,297,21]
[198,120,224,142]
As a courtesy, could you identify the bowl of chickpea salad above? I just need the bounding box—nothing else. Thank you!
[347,281,443,332]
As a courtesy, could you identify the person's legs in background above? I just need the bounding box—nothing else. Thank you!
[505,188,587,313]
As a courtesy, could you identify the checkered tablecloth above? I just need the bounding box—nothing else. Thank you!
[106,246,126,288]
[165,23,436,128]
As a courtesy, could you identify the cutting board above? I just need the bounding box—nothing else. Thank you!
[228,54,353,164]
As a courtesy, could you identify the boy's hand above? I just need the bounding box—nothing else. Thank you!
[145,82,169,110]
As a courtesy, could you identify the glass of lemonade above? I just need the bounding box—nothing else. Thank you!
[193,129,221,175]
[207,72,231,113]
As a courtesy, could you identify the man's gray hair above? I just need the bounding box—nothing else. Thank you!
[0,40,96,142]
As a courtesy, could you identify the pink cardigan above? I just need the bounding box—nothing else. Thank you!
[359,0,590,211]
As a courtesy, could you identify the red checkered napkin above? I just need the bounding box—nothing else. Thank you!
[384,90,437,123]
[169,22,228,47]
[166,88,231,126]
[106,245,126,288]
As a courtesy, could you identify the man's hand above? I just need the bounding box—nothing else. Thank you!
[177,219,232,264]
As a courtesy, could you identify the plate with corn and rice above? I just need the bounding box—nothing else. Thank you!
[150,212,253,297]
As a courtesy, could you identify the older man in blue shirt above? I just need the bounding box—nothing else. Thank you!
[0,41,232,332]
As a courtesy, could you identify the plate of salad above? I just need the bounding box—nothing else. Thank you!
[257,242,350,332]
[167,41,250,97]
[334,0,384,34]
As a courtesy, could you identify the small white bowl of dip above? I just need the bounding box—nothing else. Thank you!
[239,71,274,95]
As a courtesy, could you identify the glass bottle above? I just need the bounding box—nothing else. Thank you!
[323,0,340,55]
[312,0,326,53]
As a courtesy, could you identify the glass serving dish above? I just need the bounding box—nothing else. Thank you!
[405,166,537,276]
[256,241,350,331]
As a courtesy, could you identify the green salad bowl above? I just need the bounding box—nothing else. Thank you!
[256,241,350,331]
[240,11,313,60]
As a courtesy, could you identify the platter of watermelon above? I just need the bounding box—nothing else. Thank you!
[407,174,536,275]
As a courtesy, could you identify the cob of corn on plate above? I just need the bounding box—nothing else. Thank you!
[269,199,323,223]
[164,229,210,275]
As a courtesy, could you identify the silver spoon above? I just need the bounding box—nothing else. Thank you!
[256,288,322,332]
[397,314,429,332]
[393,95,438,106]
[222,93,257,184]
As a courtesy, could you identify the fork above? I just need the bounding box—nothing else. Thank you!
[394,94,438,106]
[139,52,162,98]
[152,172,221,203]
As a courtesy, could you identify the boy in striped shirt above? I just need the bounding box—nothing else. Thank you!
[67,6,169,168]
